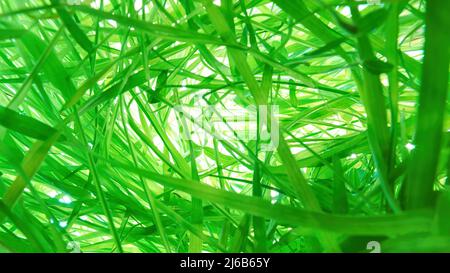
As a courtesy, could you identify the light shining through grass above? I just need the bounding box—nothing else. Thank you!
[405,143,415,152]
[0,0,448,253]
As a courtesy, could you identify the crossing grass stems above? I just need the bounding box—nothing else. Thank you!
[0,0,448,253]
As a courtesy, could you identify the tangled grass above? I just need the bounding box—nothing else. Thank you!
[0,0,449,253]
